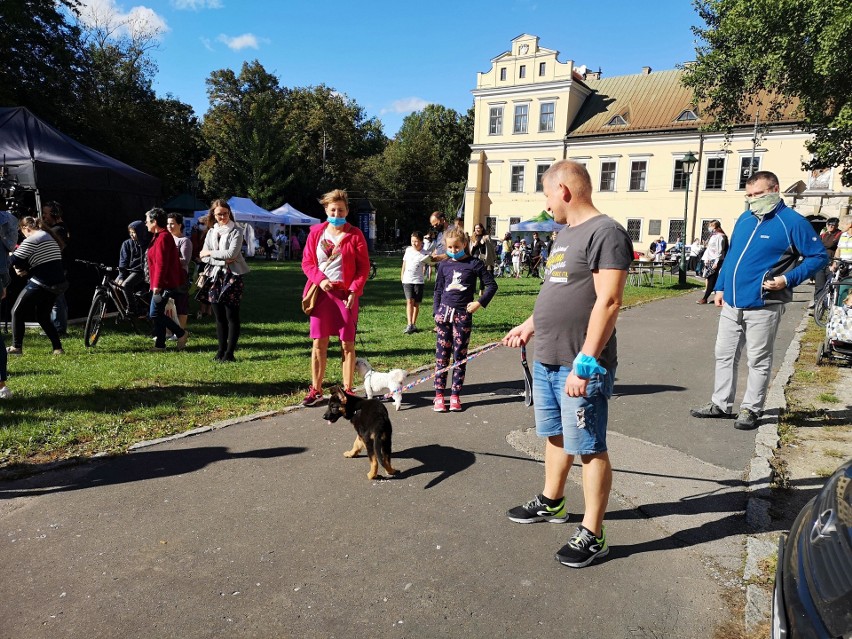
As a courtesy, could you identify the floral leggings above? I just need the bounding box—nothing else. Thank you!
[434,304,473,396]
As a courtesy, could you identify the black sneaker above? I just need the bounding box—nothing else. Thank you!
[506,495,569,524]
[689,402,734,419]
[555,525,609,568]
[734,408,759,430]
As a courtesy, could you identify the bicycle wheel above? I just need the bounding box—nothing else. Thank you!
[813,289,832,328]
[84,294,108,347]
[369,262,377,280]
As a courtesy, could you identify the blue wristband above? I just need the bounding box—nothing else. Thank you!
[572,353,607,379]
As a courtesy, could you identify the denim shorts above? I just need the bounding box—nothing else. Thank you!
[533,360,615,455]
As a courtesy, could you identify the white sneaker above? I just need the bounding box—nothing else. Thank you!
[0,386,12,399]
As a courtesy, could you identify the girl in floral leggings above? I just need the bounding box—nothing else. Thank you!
[432,227,498,412]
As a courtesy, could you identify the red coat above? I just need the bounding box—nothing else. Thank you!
[301,222,370,297]
[147,230,185,290]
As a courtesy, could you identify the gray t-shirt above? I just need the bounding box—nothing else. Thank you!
[533,215,633,369]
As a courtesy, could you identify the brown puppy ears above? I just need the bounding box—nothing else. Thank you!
[331,386,347,402]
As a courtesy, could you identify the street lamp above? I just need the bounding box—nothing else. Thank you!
[679,151,699,286]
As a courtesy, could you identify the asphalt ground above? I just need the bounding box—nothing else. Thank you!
[0,287,808,639]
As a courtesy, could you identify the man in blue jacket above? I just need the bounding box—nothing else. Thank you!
[690,171,827,430]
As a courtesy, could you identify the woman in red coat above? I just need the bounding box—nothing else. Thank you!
[300,189,370,406]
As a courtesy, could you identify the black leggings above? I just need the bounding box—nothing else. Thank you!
[702,264,721,302]
[11,283,62,350]
[211,302,241,359]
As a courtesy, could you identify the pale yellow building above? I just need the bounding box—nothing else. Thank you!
[464,34,850,250]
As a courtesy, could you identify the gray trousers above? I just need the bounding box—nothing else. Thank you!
[711,302,785,414]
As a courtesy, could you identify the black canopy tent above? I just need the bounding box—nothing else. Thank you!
[0,107,161,319]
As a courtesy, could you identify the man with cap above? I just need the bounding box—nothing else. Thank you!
[812,217,843,307]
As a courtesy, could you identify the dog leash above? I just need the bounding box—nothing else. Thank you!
[380,342,503,399]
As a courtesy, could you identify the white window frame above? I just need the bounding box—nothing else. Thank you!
[513,104,529,134]
[629,160,648,191]
[539,102,555,132]
[672,157,690,191]
[489,106,503,135]
[599,159,618,192]
[535,163,551,192]
[519,65,526,79]
[704,155,727,190]
[538,61,546,76]
[499,67,507,81]
[737,155,762,190]
[668,219,686,243]
[510,165,525,192]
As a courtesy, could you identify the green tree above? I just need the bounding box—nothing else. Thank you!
[200,61,295,209]
[0,0,87,133]
[353,103,474,244]
[683,0,852,185]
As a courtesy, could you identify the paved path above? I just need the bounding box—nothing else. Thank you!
[0,289,809,639]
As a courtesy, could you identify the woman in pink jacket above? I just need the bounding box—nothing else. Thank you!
[300,189,370,406]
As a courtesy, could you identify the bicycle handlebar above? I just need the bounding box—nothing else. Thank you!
[75,259,118,273]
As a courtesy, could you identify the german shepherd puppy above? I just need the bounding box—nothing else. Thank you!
[322,387,399,480]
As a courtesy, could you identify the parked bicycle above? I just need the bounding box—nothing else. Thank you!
[814,259,852,328]
[369,259,377,280]
[76,259,151,347]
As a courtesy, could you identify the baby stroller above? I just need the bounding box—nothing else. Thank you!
[816,269,852,366]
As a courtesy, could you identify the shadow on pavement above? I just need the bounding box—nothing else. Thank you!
[394,444,476,489]
[0,445,306,498]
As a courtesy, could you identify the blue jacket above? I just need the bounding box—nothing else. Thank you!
[0,210,18,277]
[717,201,827,308]
[118,220,150,280]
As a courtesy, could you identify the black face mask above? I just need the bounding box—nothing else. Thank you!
[431,224,444,234]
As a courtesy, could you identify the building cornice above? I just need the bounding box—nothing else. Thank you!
[472,81,591,100]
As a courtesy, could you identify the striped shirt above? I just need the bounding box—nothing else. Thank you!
[837,232,852,262]
[11,230,65,285]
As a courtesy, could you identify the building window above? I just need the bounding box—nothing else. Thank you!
[649,219,662,236]
[629,160,647,191]
[489,107,503,135]
[672,159,690,190]
[513,104,528,133]
[705,157,725,190]
[539,61,546,76]
[539,102,555,132]
[519,65,526,79]
[675,109,698,122]
[668,219,686,243]
[511,165,525,192]
[486,216,497,237]
[599,161,617,191]
[536,164,551,192]
[738,156,760,189]
[626,218,642,242]
[500,67,507,81]
[509,216,521,231]
[700,219,715,241]
[606,114,628,126]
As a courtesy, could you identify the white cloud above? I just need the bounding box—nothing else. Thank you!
[78,0,169,39]
[200,36,214,51]
[381,97,430,115]
[216,33,265,51]
[172,0,223,9]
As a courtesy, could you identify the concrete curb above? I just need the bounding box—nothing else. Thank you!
[743,306,811,630]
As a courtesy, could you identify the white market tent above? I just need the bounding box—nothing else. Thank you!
[270,202,321,226]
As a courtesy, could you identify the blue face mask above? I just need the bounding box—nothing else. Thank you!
[446,248,465,260]
[327,216,347,227]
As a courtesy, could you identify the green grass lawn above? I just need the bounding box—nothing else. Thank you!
[0,255,700,469]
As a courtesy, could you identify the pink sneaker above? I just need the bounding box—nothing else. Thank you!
[433,394,446,412]
[301,386,323,407]
[449,395,462,412]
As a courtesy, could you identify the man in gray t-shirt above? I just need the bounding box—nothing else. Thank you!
[503,160,633,569]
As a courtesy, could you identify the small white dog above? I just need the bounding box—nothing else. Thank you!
[355,357,406,411]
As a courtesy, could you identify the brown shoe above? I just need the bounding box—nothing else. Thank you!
[696,298,708,304]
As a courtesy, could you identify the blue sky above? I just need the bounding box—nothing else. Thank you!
[79,0,703,137]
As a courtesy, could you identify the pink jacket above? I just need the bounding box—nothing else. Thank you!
[301,222,370,297]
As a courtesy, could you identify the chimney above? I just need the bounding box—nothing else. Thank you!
[584,67,602,80]
[642,66,652,75]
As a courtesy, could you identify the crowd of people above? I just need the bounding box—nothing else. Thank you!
[1,166,840,575]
